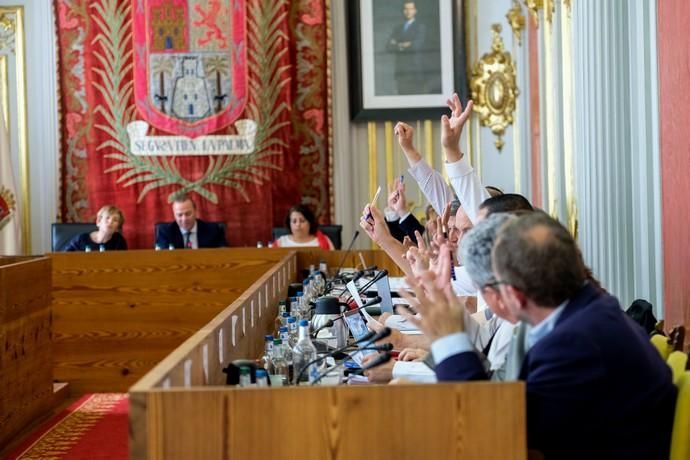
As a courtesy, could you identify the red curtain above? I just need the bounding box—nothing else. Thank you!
[55,0,332,248]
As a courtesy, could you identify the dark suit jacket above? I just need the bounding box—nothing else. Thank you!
[435,283,677,460]
[386,214,425,244]
[155,219,227,249]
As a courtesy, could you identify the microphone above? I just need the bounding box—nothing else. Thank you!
[357,342,393,352]
[311,319,334,338]
[349,352,393,375]
[334,230,360,278]
[310,336,393,385]
[294,326,382,384]
[330,296,383,326]
[345,270,388,302]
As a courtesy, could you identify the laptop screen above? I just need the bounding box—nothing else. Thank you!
[374,275,394,314]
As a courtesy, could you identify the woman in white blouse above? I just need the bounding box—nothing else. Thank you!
[273,204,334,250]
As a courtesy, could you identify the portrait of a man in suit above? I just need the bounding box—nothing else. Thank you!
[372,0,443,97]
[387,2,427,94]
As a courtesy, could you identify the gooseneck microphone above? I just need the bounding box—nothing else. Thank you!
[331,296,382,325]
[344,270,388,303]
[311,319,335,338]
[334,230,361,278]
[349,352,393,375]
[309,328,393,385]
[295,327,391,384]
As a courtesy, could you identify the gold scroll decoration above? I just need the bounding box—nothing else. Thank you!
[523,0,543,23]
[506,0,525,45]
[469,24,518,151]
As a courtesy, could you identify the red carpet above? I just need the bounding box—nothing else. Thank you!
[6,393,129,460]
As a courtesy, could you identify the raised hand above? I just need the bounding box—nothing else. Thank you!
[360,204,393,246]
[387,176,407,217]
[440,93,473,162]
[399,270,466,342]
[394,122,422,164]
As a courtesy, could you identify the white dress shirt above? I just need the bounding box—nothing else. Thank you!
[180,222,198,249]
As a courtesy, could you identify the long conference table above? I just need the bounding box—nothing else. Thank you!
[1,249,526,459]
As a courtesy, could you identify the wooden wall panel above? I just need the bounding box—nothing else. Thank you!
[657,0,690,335]
[136,383,526,460]
[0,257,52,448]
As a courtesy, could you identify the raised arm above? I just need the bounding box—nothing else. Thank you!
[440,94,490,224]
[395,122,455,215]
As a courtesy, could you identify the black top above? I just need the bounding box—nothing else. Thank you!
[63,231,128,252]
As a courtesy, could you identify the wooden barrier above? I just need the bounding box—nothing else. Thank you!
[50,248,290,393]
[0,256,53,448]
[129,250,527,459]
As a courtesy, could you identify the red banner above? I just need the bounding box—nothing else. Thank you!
[55,0,332,248]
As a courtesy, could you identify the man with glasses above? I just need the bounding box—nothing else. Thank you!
[402,212,676,459]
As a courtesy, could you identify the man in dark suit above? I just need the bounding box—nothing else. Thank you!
[387,2,426,95]
[156,194,227,249]
[403,213,676,460]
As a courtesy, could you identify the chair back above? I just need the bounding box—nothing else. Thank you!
[51,223,98,252]
[271,224,343,249]
[670,370,690,460]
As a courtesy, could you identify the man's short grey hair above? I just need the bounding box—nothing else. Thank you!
[461,213,515,288]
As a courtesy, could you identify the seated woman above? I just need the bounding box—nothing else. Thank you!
[64,205,127,251]
[273,204,334,250]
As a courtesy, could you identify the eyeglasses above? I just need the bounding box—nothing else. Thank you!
[482,280,506,290]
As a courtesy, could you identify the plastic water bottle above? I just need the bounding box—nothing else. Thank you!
[84,246,92,252]
[239,366,251,387]
[256,369,268,387]
[292,320,318,385]
[278,328,294,383]
[99,244,106,252]
[275,301,287,334]
[271,339,289,386]
[155,244,161,251]
[287,316,298,347]
[261,335,274,374]
[168,243,175,250]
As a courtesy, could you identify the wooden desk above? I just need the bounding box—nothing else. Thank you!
[0,256,52,448]
[128,250,527,459]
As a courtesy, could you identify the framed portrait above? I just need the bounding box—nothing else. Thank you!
[347,0,469,121]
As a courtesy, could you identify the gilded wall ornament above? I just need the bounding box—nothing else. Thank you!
[506,1,526,45]
[0,13,16,52]
[470,24,518,151]
[523,0,543,24]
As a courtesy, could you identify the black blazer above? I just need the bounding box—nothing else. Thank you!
[435,283,677,460]
[386,214,425,244]
[155,219,227,249]
[64,231,128,252]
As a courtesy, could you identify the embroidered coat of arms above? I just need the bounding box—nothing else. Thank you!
[133,0,247,137]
